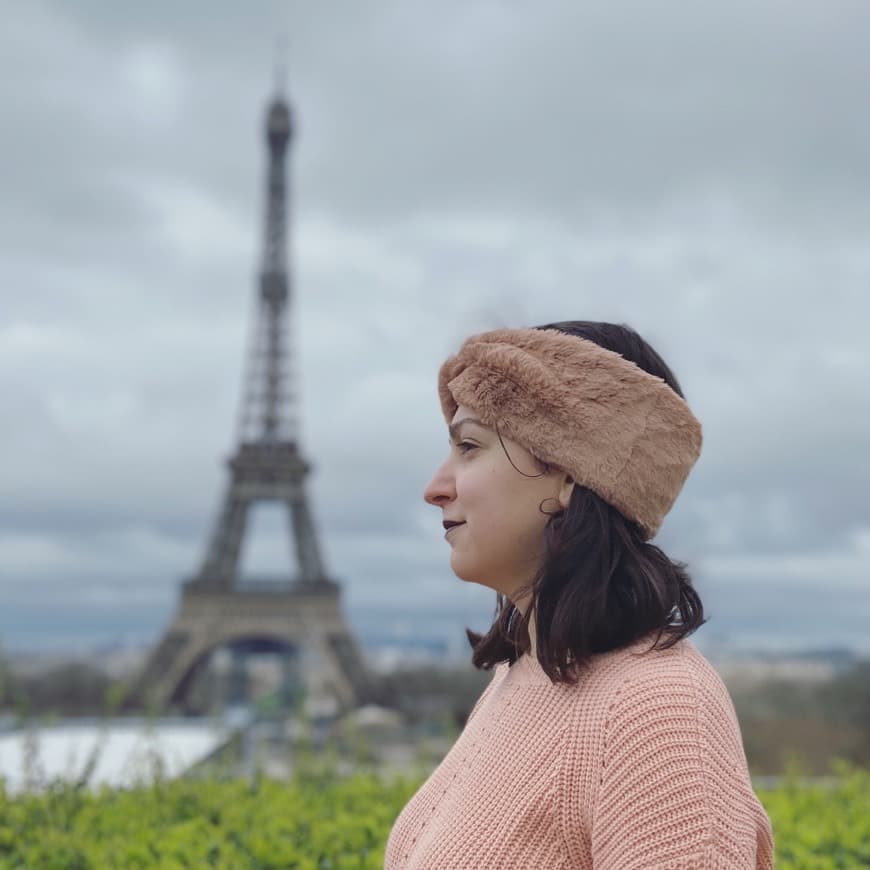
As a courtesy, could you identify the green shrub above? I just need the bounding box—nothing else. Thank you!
[757,757,870,869]
[1,755,866,868]
[0,764,421,869]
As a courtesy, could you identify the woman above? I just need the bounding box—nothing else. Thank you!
[384,321,775,869]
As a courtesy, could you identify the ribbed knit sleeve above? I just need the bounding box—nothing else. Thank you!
[582,646,774,869]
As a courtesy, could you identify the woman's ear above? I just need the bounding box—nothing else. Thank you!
[558,474,575,511]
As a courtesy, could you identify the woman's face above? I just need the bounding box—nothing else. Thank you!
[423,404,574,602]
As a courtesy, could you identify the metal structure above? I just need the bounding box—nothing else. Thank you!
[127,90,374,715]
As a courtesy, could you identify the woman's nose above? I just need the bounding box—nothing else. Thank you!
[423,460,455,506]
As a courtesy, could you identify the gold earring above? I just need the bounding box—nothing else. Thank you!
[540,497,563,516]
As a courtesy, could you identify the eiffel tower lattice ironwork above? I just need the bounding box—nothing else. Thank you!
[128,89,375,715]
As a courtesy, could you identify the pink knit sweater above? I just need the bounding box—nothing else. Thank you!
[385,634,774,869]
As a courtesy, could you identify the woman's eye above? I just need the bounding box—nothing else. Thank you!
[457,441,477,454]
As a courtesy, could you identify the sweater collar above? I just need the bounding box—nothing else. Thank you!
[507,632,668,686]
[507,651,554,685]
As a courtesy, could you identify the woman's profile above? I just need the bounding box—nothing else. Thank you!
[384,320,775,869]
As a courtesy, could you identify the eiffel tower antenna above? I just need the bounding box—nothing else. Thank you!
[126,81,375,715]
[236,84,296,445]
[275,32,288,95]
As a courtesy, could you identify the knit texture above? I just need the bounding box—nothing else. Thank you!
[384,634,774,869]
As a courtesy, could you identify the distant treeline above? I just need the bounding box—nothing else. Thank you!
[2,654,868,776]
[0,659,116,717]
[728,660,870,775]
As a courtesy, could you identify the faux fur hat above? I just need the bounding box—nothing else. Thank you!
[438,327,703,540]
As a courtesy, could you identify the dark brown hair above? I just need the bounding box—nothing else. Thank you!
[465,320,706,684]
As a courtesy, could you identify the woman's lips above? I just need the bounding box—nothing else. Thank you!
[444,522,465,538]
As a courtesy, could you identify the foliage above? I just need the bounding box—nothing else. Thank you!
[0,746,867,868]
[756,757,870,869]
[0,661,114,718]
[0,752,421,868]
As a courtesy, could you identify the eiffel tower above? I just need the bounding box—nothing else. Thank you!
[128,88,375,715]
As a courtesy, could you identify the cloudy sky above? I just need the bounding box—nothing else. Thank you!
[2,0,868,658]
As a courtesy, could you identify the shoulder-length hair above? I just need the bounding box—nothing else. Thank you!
[465,320,707,684]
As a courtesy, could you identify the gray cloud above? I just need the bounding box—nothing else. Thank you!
[1,0,867,655]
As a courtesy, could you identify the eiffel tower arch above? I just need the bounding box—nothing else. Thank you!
[127,88,375,715]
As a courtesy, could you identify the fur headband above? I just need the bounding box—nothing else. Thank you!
[437,327,703,540]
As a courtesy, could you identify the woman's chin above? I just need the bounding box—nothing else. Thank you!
[449,555,491,588]
[449,553,475,582]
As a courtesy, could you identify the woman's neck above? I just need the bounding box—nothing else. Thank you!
[513,597,538,662]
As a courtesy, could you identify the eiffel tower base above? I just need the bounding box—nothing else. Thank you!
[124,579,374,716]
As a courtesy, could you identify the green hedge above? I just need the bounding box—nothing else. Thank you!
[756,758,870,869]
[1,758,867,868]
[0,759,420,869]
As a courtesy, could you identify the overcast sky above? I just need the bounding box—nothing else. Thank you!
[2,0,868,658]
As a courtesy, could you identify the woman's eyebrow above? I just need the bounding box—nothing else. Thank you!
[448,418,490,441]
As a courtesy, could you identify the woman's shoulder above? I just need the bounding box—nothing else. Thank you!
[584,634,741,736]
[506,634,724,699]
[591,631,722,685]
[487,635,735,723]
